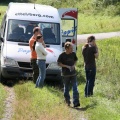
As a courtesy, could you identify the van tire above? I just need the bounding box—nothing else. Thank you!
[0,73,7,84]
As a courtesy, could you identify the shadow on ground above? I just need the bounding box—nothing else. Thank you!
[69,100,97,111]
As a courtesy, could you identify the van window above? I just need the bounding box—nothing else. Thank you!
[7,19,60,45]
[61,19,75,36]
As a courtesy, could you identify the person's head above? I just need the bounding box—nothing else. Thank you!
[87,36,96,46]
[32,35,43,51]
[33,27,41,36]
[64,42,73,54]
[36,35,43,43]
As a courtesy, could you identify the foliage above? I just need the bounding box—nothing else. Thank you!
[78,14,120,34]
[0,0,120,16]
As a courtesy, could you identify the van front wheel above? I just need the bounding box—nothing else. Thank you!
[0,73,7,84]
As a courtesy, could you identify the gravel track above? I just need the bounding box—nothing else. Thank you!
[1,86,15,120]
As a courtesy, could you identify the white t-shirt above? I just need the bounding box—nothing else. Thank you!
[35,42,47,60]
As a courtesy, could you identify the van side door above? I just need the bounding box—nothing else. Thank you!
[58,8,78,52]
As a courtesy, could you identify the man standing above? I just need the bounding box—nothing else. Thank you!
[82,36,99,97]
[57,42,80,107]
[29,27,43,83]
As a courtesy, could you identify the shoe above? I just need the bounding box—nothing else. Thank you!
[74,103,80,107]
[85,94,93,97]
[65,100,71,106]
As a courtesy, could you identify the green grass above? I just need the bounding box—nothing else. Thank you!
[13,81,83,120]
[12,37,120,120]
[78,14,120,34]
[0,5,7,23]
[0,1,120,119]
[0,84,6,119]
[76,37,120,120]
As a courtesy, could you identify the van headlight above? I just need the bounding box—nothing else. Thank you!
[47,62,61,70]
[1,57,18,67]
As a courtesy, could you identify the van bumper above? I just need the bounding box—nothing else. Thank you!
[1,66,62,80]
[46,69,62,80]
[1,66,32,79]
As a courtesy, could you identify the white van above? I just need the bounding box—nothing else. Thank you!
[0,2,78,82]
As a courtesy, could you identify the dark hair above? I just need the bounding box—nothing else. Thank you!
[84,36,95,48]
[32,41,36,51]
[32,35,43,51]
[87,36,95,43]
[33,27,40,34]
[64,42,72,50]
[36,35,42,41]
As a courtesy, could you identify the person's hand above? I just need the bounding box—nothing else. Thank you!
[42,41,46,48]
[66,65,74,72]
[66,65,71,71]
[71,65,75,71]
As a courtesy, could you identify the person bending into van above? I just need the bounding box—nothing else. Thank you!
[29,27,46,83]
[57,42,80,107]
[82,36,99,97]
[33,35,47,88]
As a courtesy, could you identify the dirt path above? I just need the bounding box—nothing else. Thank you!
[1,86,15,120]
[77,31,120,44]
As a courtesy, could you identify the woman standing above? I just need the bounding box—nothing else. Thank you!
[82,36,99,97]
[33,35,47,88]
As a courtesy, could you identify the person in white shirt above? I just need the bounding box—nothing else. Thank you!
[33,35,47,88]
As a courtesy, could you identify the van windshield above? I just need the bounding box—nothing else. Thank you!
[7,19,60,45]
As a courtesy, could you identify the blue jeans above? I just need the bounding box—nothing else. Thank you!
[85,67,96,96]
[36,60,46,88]
[63,76,79,105]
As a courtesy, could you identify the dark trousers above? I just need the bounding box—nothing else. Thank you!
[85,68,96,96]
[30,59,39,83]
[63,75,80,105]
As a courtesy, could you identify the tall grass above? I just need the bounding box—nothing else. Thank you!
[76,37,120,120]
[0,84,6,119]
[12,37,120,120]
[0,5,7,23]
[13,82,84,120]
[78,14,120,34]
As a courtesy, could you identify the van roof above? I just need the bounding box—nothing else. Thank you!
[6,2,60,23]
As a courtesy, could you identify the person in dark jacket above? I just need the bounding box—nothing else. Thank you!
[57,42,80,107]
[82,36,99,97]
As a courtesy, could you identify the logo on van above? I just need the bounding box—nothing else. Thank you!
[62,26,77,36]
[18,48,30,54]
[15,13,54,19]
[62,10,77,19]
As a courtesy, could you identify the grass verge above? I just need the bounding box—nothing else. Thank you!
[13,37,120,120]
[0,84,6,119]
[13,81,85,120]
[76,37,120,120]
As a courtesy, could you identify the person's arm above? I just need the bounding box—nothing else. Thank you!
[71,53,78,69]
[58,62,70,69]
[94,52,99,59]
[42,40,46,48]
[29,39,34,51]
[57,53,70,69]
[94,44,99,59]
[38,44,47,56]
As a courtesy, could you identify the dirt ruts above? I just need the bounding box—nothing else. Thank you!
[1,86,15,120]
